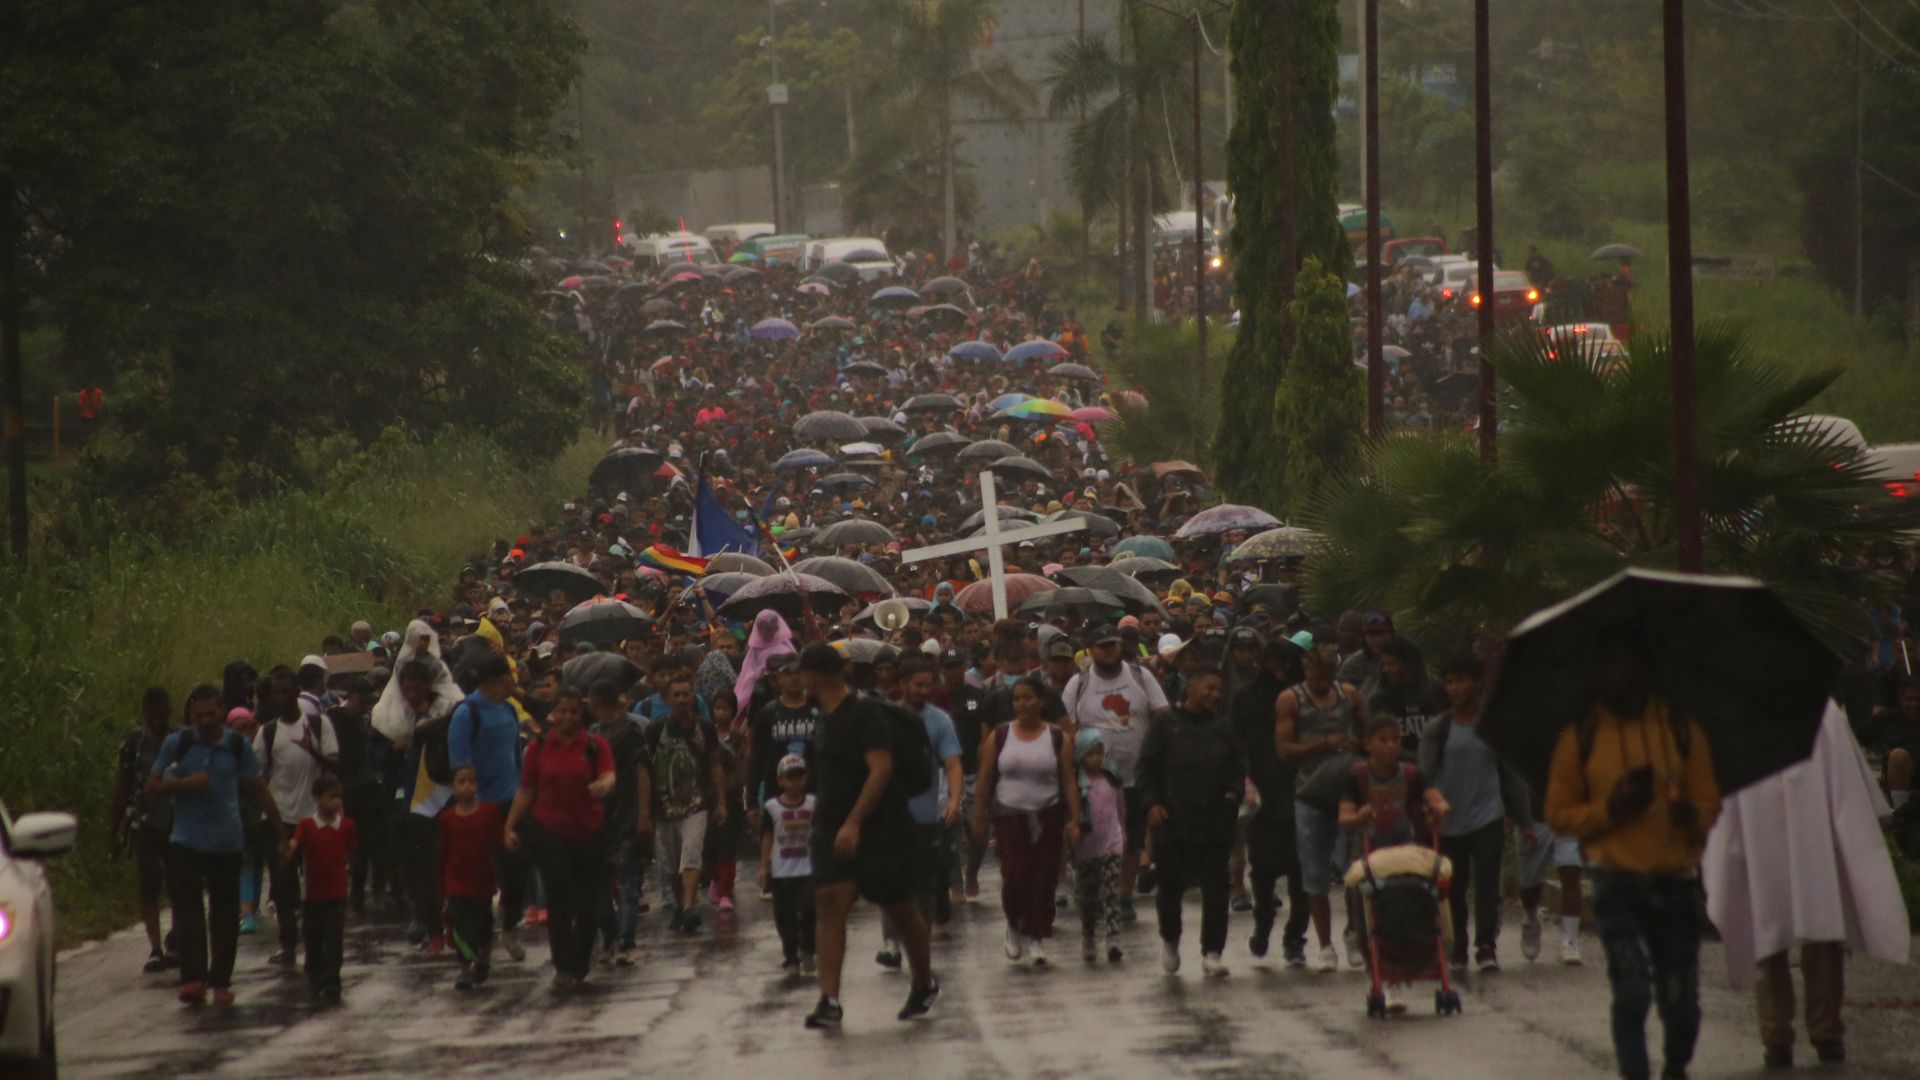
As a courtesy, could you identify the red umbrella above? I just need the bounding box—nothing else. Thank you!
[954,574,1057,616]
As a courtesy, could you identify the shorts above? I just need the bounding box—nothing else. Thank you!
[655,811,709,875]
[810,822,914,908]
[1517,823,1585,888]
[1292,800,1346,896]
[1123,786,1151,855]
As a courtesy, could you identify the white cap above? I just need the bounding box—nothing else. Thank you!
[919,638,943,656]
[1156,634,1187,660]
[299,654,328,672]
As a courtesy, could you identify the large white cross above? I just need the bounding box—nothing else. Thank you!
[900,469,1089,620]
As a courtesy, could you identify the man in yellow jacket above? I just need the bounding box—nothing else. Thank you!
[1545,638,1721,1080]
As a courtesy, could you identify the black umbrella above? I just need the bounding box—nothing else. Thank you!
[717,572,849,619]
[1017,586,1124,620]
[558,598,654,649]
[638,298,680,318]
[775,525,818,547]
[816,262,864,284]
[907,430,969,456]
[1048,362,1101,382]
[917,303,968,328]
[987,455,1053,482]
[1590,243,1643,261]
[560,652,642,693]
[870,286,921,308]
[723,265,761,281]
[859,415,907,441]
[791,556,895,597]
[919,275,973,297]
[957,504,1042,532]
[1044,508,1118,539]
[589,447,665,492]
[682,571,761,603]
[1065,567,1166,616]
[574,259,613,275]
[1242,582,1302,618]
[1107,555,1182,584]
[842,360,889,378]
[816,471,877,493]
[956,438,1020,464]
[793,410,869,443]
[811,315,856,333]
[641,319,686,338]
[902,393,962,414]
[1481,568,1837,796]
[705,551,775,576]
[512,561,608,604]
[813,518,897,549]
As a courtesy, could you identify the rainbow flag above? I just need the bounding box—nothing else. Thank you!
[637,544,708,576]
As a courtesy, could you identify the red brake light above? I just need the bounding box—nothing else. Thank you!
[1469,293,1483,307]
[1441,288,1454,301]
[1526,288,1540,303]
[1573,325,1589,333]
[1889,483,1910,497]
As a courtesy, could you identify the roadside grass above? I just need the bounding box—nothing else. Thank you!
[1,433,597,949]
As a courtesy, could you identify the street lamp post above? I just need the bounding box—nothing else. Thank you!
[1364,0,1384,439]
[1473,0,1496,463]
[1663,0,1702,572]
[769,0,789,233]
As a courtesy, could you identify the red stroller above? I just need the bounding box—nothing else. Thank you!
[1352,830,1462,1018]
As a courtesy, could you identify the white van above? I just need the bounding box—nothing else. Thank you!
[807,237,895,281]
[619,231,720,269]
[704,222,776,249]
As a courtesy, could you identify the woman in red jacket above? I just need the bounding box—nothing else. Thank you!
[504,688,615,992]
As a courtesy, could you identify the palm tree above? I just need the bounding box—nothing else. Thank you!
[876,0,1032,261]
[1307,325,1920,657]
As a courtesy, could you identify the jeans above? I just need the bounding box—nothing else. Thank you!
[1439,820,1505,957]
[1292,800,1345,895]
[529,824,607,980]
[403,811,440,935]
[302,899,345,991]
[1154,839,1231,955]
[169,846,241,988]
[344,783,390,904]
[770,875,816,962]
[1593,870,1704,1078]
[599,835,644,950]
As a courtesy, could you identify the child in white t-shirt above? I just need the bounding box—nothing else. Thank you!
[758,755,816,975]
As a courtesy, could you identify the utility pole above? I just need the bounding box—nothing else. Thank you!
[769,0,789,233]
[1473,0,1496,463]
[1663,0,1701,572]
[1364,0,1383,438]
[1079,0,1091,274]
[1355,0,1367,207]
[1853,0,1865,321]
[1193,14,1207,369]
[1,176,23,560]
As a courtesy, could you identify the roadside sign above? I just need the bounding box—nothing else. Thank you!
[1693,252,1774,281]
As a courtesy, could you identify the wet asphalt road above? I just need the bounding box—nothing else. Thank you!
[55,863,1920,1080]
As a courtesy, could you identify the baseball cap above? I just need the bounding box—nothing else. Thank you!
[1044,637,1078,661]
[1089,624,1122,646]
[939,647,966,666]
[1363,611,1395,632]
[1157,633,1188,659]
[1228,625,1264,648]
[777,754,808,776]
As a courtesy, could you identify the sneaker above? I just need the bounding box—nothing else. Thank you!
[876,942,903,970]
[1559,939,1583,965]
[527,907,549,927]
[1314,946,1338,973]
[1521,910,1543,961]
[473,964,490,986]
[716,896,734,914]
[800,952,817,975]
[897,978,941,1020]
[1201,952,1229,978]
[599,944,616,968]
[501,929,526,962]
[268,950,296,966]
[550,975,578,994]
[1343,930,1365,970]
[211,987,236,1006]
[782,960,801,976]
[143,951,172,974]
[1082,935,1098,963]
[238,913,261,935]
[965,875,980,899]
[1161,939,1181,974]
[1813,1041,1844,1066]
[1003,925,1025,962]
[760,889,775,902]
[618,947,640,967]
[1476,948,1501,973]
[1283,945,1308,970]
[1107,944,1124,964]
[177,981,207,1006]
[1384,985,1406,1015]
[1027,939,1048,967]
[1230,894,1253,913]
[454,971,476,991]
[804,995,844,1030]
[667,908,686,933]
[680,910,702,934]
[403,919,424,947]
[1119,897,1138,923]
[1249,926,1271,958]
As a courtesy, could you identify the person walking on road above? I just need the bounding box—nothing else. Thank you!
[148,684,280,1006]
[280,774,355,1003]
[760,754,818,976]
[252,666,339,967]
[1137,668,1245,978]
[1072,730,1127,964]
[449,655,530,960]
[800,643,940,1030]
[112,686,180,975]
[1233,636,1309,966]
[877,657,963,968]
[438,764,503,990]
[638,674,727,933]
[1545,635,1722,1080]
[1276,644,1369,972]
[975,674,1082,967]
[1060,624,1169,913]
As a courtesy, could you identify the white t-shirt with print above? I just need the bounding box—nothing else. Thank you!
[1062,663,1167,786]
[254,715,339,823]
[763,794,816,879]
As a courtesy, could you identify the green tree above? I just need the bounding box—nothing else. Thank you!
[1215,0,1347,509]
[1272,259,1363,512]
[875,0,1032,261]
[1307,325,1920,656]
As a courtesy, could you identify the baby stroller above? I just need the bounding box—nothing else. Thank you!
[1346,833,1461,1018]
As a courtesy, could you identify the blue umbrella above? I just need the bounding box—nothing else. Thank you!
[869,286,921,308]
[775,448,834,472]
[1005,339,1070,364]
[1112,535,1177,561]
[949,339,1003,362]
[750,317,799,340]
[990,392,1033,410]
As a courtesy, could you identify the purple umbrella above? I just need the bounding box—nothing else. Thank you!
[751,317,799,341]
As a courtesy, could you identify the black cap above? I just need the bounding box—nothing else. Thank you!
[939,647,966,665]
[769,652,802,673]
[1044,637,1078,660]
[1228,625,1264,648]
[798,642,845,676]
[1089,624,1122,645]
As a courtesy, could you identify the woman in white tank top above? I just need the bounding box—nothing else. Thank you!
[972,676,1083,966]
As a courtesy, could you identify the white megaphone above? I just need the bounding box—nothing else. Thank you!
[872,598,913,632]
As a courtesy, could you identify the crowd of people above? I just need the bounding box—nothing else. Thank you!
[105,243,1914,1076]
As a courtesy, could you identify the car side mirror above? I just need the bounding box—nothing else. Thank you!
[10,813,78,859]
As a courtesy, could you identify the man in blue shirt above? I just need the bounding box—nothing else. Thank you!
[876,657,964,970]
[1407,289,1433,324]
[147,684,279,1006]
[448,655,531,955]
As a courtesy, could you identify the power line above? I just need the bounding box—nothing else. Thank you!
[1850,0,1920,58]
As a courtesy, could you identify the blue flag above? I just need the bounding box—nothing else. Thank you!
[689,470,759,558]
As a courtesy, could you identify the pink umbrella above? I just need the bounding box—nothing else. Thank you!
[954,574,1057,616]
[1071,406,1118,423]
[557,275,584,289]
[797,282,831,296]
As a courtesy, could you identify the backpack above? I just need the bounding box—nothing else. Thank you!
[647,720,708,820]
[869,694,935,802]
[260,713,329,783]
[423,701,486,785]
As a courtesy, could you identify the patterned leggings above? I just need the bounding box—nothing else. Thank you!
[1075,854,1122,939]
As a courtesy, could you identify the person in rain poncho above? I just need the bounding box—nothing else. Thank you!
[372,619,459,743]
[734,610,795,715]
[1702,701,1911,1069]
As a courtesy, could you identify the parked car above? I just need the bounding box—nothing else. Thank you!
[1863,442,1920,498]
[0,802,78,1079]
[1468,270,1540,325]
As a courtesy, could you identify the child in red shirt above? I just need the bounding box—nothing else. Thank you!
[284,775,356,1002]
[438,764,504,990]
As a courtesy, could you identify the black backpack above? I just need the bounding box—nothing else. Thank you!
[867,694,935,801]
[423,701,487,785]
